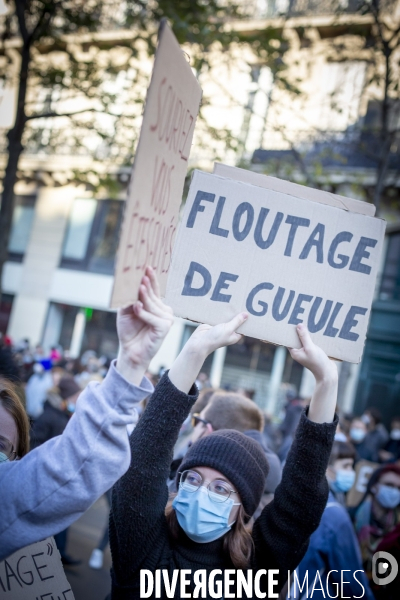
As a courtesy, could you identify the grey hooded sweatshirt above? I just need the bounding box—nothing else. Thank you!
[0,361,153,561]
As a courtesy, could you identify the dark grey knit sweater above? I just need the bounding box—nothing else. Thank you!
[110,372,337,599]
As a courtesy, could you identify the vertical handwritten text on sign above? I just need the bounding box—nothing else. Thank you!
[111,21,202,308]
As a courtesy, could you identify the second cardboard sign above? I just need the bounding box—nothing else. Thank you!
[165,170,386,363]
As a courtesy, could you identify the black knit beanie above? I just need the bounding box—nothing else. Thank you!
[178,429,269,517]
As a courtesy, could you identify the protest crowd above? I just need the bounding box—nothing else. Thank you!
[0,267,399,600]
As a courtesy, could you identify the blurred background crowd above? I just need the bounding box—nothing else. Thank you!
[1,328,400,598]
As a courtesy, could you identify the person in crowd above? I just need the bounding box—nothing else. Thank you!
[169,390,283,510]
[359,408,389,461]
[350,416,369,461]
[353,464,400,588]
[30,376,81,449]
[0,266,174,561]
[292,440,374,599]
[110,316,338,598]
[334,421,349,442]
[0,376,30,464]
[25,360,53,420]
[379,416,400,463]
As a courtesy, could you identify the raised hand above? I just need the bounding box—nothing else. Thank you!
[289,324,338,424]
[186,313,248,358]
[289,324,338,383]
[116,267,174,385]
[168,313,248,394]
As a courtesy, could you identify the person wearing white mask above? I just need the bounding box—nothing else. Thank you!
[354,464,400,591]
[291,441,374,600]
[349,417,370,462]
[379,416,400,463]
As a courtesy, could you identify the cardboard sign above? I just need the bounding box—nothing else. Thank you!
[111,20,202,307]
[0,537,75,599]
[165,170,386,363]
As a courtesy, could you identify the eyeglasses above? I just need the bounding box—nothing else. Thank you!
[191,413,211,428]
[0,436,17,462]
[179,469,238,503]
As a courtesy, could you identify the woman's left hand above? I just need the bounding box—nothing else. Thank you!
[289,324,338,423]
[289,324,338,384]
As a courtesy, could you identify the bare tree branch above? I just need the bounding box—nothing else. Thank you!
[25,107,120,120]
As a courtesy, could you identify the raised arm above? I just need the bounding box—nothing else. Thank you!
[252,324,338,587]
[0,267,173,561]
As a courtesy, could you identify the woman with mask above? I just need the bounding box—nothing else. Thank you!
[353,464,400,591]
[110,311,339,599]
[291,441,374,599]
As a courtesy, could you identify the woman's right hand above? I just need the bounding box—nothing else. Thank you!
[168,313,248,393]
[185,312,248,359]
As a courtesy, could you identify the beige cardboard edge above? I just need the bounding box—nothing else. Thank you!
[213,163,376,217]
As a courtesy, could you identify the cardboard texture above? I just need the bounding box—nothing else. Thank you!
[213,163,376,217]
[0,537,75,599]
[165,170,386,363]
[111,20,202,308]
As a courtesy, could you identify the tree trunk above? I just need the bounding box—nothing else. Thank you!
[0,43,30,303]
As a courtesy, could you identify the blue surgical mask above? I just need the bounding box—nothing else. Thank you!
[67,403,76,414]
[0,452,9,463]
[334,469,355,493]
[350,428,366,443]
[334,432,348,442]
[172,485,240,543]
[376,484,400,509]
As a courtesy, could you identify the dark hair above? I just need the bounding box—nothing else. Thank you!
[0,377,30,458]
[357,464,400,508]
[328,441,356,466]
[165,495,254,568]
[391,416,400,425]
[367,407,382,425]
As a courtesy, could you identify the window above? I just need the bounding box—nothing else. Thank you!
[61,198,124,275]
[380,232,400,301]
[62,199,97,260]
[8,195,36,260]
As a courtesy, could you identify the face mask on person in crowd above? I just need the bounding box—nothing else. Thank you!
[67,403,76,414]
[376,484,400,509]
[0,452,9,463]
[334,469,356,493]
[172,485,240,543]
[350,428,366,443]
[390,429,400,441]
[334,432,347,443]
